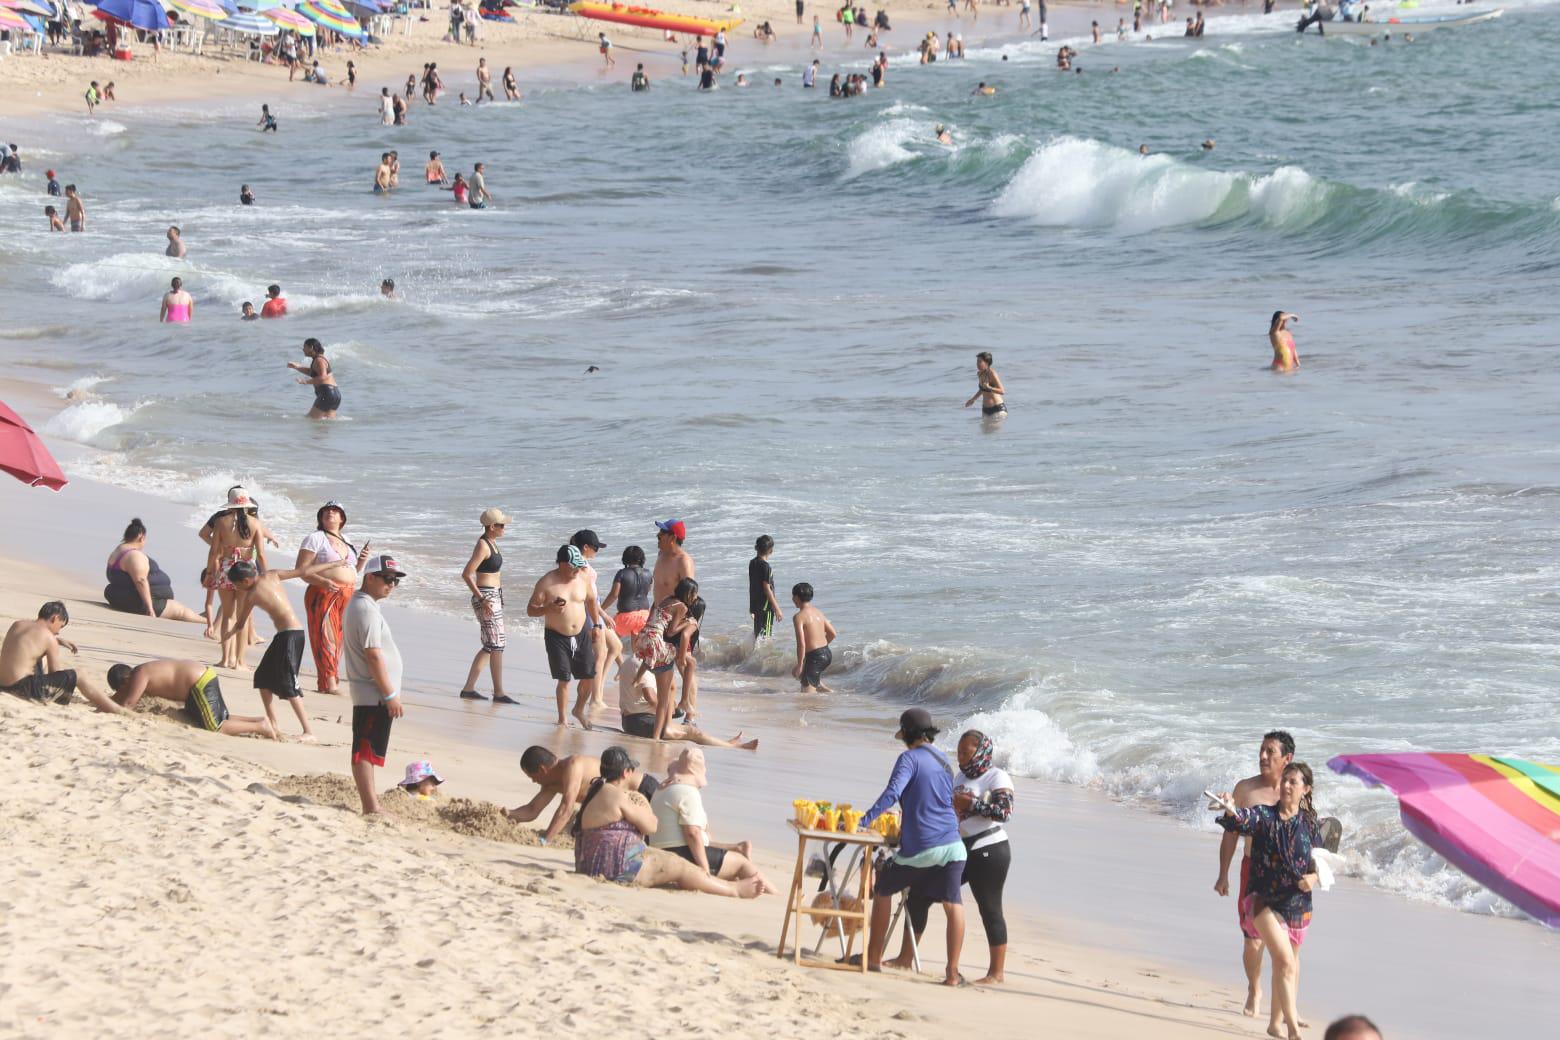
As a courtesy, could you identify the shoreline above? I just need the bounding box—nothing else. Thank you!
[0,385,1554,1037]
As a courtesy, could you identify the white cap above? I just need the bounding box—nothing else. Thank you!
[365,554,406,577]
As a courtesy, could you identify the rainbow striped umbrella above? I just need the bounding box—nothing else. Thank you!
[0,3,32,26]
[163,0,230,18]
[1329,753,1560,928]
[0,0,56,17]
[260,5,314,32]
[296,0,364,37]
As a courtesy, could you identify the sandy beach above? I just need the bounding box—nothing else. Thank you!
[4,3,1560,1036]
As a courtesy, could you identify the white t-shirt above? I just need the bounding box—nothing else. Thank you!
[649,782,709,849]
[953,767,1013,850]
[618,665,654,716]
[299,529,350,564]
[344,591,402,707]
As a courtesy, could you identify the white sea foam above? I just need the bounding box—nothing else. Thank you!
[991,137,1326,232]
[955,694,1101,784]
[53,374,112,399]
[88,120,127,136]
[42,399,141,443]
[844,118,923,178]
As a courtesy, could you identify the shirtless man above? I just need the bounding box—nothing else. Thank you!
[526,545,604,728]
[476,57,495,102]
[64,184,85,232]
[222,559,333,740]
[374,152,393,194]
[507,745,660,844]
[651,518,699,720]
[0,602,122,713]
[1213,730,1295,1018]
[964,350,1006,417]
[108,657,276,739]
[790,582,837,692]
[165,225,186,258]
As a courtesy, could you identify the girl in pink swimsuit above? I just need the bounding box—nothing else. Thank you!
[160,277,193,323]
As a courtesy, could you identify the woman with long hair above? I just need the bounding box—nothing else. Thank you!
[459,508,517,702]
[1269,311,1300,372]
[287,338,340,418]
[201,486,274,669]
[1215,762,1320,1040]
[104,518,206,624]
[632,577,700,740]
[295,501,368,695]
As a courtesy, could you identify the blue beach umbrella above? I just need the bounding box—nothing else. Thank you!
[90,0,171,31]
[224,9,276,31]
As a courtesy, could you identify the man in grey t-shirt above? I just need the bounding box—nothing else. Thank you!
[343,555,407,814]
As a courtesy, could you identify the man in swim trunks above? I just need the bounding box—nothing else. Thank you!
[222,558,335,741]
[748,535,782,639]
[0,602,121,713]
[790,582,837,692]
[165,225,186,258]
[107,658,275,738]
[651,518,700,720]
[507,745,661,844]
[470,162,493,209]
[1213,730,1294,1018]
[476,57,495,102]
[64,184,85,232]
[526,545,604,728]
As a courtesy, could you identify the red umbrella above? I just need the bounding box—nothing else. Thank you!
[0,400,68,491]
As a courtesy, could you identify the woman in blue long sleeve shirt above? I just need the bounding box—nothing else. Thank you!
[860,707,967,984]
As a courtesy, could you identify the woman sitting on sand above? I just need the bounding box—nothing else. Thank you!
[1269,311,1300,372]
[573,747,771,898]
[104,517,206,625]
[648,748,771,885]
[1215,762,1321,1040]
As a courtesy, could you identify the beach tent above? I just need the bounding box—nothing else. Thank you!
[1329,753,1560,928]
[0,401,68,492]
[295,0,364,36]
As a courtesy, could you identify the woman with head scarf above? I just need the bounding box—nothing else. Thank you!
[889,729,1015,984]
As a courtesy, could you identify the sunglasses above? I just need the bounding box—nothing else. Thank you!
[491,523,506,529]
[377,573,402,586]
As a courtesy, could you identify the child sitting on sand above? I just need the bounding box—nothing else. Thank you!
[398,761,444,799]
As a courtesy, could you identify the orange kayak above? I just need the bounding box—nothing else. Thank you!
[568,1,743,35]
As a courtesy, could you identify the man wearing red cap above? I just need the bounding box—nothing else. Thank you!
[652,519,700,724]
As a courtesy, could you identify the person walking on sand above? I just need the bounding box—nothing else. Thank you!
[1213,762,1322,1040]
[202,487,274,668]
[811,14,822,46]
[108,658,276,739]
[651,518,698,723]
[459,508,517,703]
[1269,311,1300,372]
[159,277,194,324]
[571,530,621,710]
[165,225,186,258]
[599,32,616,68]
[64,184,85,232]
[261,283,288,318]
[476,57,495,102]
[296,501,369,696]
[221,557,336,741]
[861,708,967,985]
[890,730,1015,984]
[790,582,836,692]
[287,338,340,419]
[602,544,654,640]
[0,602,123,713]
[1214,730,1295,1019]
[343,554,408,814]
[527,545,604,728]
[748,535,783,641]
[964,350,1006,417]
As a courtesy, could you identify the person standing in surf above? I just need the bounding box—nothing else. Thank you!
[1269,312,1300,372]
[159,277,193,324]
[288,338,340,419]
[1213,730,1295,1019]
[964,351,1006,417]
[459,508,517,703]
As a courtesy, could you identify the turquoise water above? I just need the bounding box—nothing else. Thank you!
[2,4,1558,920]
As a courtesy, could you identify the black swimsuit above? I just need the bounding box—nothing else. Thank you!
[476,537,503,573]
[313,358,341,411]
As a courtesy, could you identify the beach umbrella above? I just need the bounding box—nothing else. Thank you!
[260,4,314,32]
[1329,753,1560,928]
[223,9,275,31]
[163,0,230,17]
[90,0,170,30]
[0,0,55,17]
[296,0,364,37]
[0,401,68,492]
[0,5,33,26]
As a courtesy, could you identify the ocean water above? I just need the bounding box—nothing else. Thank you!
[3,5,1559,922]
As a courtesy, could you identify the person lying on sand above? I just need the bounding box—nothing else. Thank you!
[617,659,757,750]
[573,747,773,897]
[508,745,662,845]
[0,601,123,713]
[108,658,276,739]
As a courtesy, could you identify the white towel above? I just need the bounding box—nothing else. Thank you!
[1312,848,1347,892]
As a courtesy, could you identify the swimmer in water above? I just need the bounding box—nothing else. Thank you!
[288,338,341,419]
[45,205,65,232]
[972,82,996,96]
[425,150,446,186]
[964,351,1006,417]
[240,184,255,205]
[935,124,953,145]
[160,277,194,324]
[380,279,399,300]
[165,225,186,259]
[1268,312,1300,373]
[240,302,259,321]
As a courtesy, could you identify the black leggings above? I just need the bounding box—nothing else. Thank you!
[907,839,1010,947]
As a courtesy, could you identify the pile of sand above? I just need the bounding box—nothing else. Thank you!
[275,773,572,848]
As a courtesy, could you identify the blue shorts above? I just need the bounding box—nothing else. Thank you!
[874,856,965,905]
